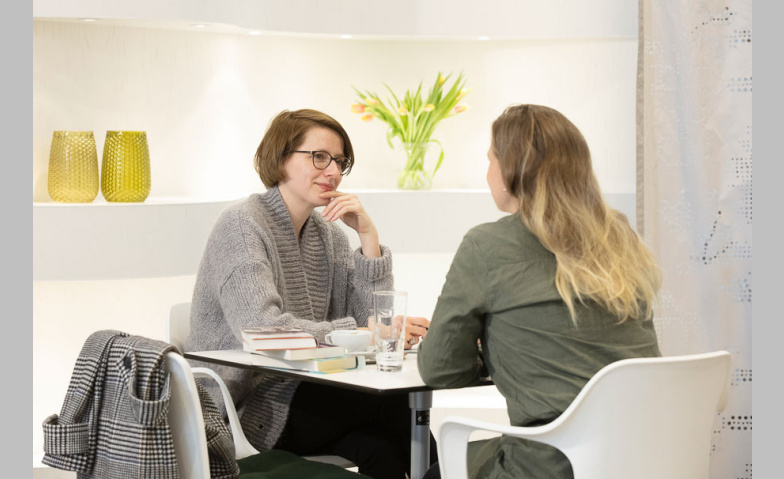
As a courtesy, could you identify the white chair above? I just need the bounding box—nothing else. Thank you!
[167,351,224,479]
[167,352,367,478]
[167,302,356,470]
[167,302,193,350]
[437,351,732,479]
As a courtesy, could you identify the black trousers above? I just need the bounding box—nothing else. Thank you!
[275,381,438,479]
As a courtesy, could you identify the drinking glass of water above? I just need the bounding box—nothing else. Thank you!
[372,291,407,372]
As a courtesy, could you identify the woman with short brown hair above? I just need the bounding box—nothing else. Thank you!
[254,109,355,187]
[187,108,432,478]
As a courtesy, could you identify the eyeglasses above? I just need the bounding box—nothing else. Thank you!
[292,150,353,175]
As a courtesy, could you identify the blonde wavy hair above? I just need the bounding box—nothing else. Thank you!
[492,104,661,322]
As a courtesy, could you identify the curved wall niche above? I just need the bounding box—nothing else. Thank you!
[32,1,639,470]
[33,20,639,198]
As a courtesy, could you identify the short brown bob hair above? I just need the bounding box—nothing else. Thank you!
[254,109,355,187]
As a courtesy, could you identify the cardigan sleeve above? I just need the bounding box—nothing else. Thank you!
[345,244,394,327]
[218,255,357,342]
[417,233,487,389]
[323,220,394,328]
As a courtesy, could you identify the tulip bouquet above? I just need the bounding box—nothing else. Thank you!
[351,72,470,189]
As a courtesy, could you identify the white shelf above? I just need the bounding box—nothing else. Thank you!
[335,189,506,255]
[33,197,242,281]
[33,196,243,206]
[336,190,636,254]
[343,188,493,194]
[33,190,635,281]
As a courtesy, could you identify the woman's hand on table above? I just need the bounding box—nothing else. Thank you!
[319,190,380,257]
[364,316,430,349]
[405,316,430,349]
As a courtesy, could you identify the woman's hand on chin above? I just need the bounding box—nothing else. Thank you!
[319,190,372,232]
[319,190,381,257]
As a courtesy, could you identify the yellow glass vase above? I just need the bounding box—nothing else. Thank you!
[101,131,151,202]
[47,131,99,202]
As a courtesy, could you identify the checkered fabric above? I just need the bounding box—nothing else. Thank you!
[199,382,240,479]
[42,330,239,478]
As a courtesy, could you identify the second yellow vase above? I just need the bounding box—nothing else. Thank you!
[101,131,151,202]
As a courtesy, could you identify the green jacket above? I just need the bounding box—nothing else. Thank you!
[418,214,661,478]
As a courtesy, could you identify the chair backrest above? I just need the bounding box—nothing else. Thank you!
[166,302,356,471]
[531,351,732,479]
[438,351,731,479]
[167,302,192,349]
[166,352,211,479]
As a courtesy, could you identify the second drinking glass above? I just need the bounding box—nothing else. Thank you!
[372,291,407,372]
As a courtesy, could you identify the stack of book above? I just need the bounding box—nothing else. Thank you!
[240,327,360,373]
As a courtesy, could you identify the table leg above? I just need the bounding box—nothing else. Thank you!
[409,390,433,479]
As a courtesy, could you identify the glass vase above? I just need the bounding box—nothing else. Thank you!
[47,131,99,203]
[397,141,441,190]
[101,131,151,202]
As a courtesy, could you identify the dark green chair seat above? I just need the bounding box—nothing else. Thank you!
[238,450,370,478]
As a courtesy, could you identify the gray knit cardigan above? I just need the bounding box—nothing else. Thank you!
[184,186,393,451]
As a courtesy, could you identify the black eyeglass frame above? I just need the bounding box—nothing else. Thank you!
[292,150,353,175]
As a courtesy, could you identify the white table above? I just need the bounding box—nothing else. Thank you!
[185,349,492,479]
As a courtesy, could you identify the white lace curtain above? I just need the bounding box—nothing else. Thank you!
[637,0,752,477]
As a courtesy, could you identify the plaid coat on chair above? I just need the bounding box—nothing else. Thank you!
[42,330,239,478]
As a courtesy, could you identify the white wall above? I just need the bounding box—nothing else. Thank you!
[33,276,197,466]
[32,18,639,468]
[33,21,637,199]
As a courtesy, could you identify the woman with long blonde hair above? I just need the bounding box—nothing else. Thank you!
[418,105,662,479]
